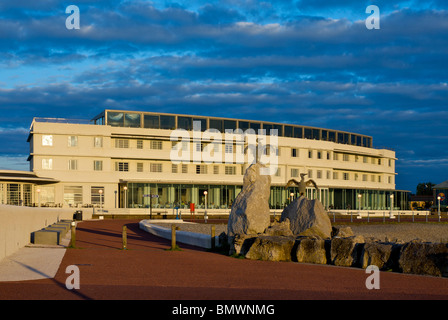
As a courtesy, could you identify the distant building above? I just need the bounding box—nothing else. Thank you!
[21,109,409,211]
[434,180,448,211]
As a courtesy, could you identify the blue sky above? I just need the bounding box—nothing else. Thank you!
[1,0,448,193]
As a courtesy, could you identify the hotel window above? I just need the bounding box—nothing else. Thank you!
[115,162,129,172]
[378,175,382,183]
[308,150,313,158]
[150,163,162,173]
[68,159,78,170]
[355,173,359,181]
[378,159,382,165]
[326,171,331,179]
[63,186,83,207]
[137,140,143,149]
[291,148,298,157]
[196,165,207,174]
[150,140,163,150]
[196,143,205,152]
[94,137,103,148]
[137,163,144,172]
[91,187,105,205]
[317,170,322,179]
[343,172,349,180]
[94,160,103,171]
[182,164,188,173]
[172,164,178,173]
[343,154,349,161]
[115,139,129,148]
[333,172,339,180]
[363,174,368,181]
[308,170,313,178]
[333,153,339,161]
[42,158,53,170]
[225,166,236,175]
[291,168,299,178]
[68,136,78,147]
[371,175,375,182]
[225,144,233,154]
[388,176,392,184]
[327,152,330,160]
[317,151,322,159]
[42,135,53,146]
[371,158,376,164]
[213,166,219,174]
[389,159,392,167]
[275,167,281,177]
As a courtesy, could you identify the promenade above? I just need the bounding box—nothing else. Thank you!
[0,219,447,301]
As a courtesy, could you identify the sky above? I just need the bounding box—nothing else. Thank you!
[0,0,447,193]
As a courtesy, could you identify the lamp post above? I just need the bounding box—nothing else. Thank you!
[36,188,41,207]
[123,186,128,209]
[390,194,394,219]
[204,190,208,223]
[290,192,294,203]
[438,196,441,222]
[357,194,362,219]
[99,189,103,212]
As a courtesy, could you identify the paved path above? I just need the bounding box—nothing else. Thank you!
[0,219,447,300]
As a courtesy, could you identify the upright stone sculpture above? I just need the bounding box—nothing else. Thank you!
[227,162,271,238]
[280,196,332,239]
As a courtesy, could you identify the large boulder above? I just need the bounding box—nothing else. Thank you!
[280,196,332,239]
[295,238,329,265]
[227,162,271,238]
[399,241,448,277]
[330,235,365,267]
[361,241,401,271]
[245,235,295,262]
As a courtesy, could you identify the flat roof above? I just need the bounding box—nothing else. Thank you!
[0,170,59,184]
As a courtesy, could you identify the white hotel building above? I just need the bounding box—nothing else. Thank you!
[10,109,408,212]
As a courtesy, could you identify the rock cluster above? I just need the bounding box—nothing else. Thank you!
[225,163,448,277]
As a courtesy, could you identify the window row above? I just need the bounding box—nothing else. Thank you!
[99,111,374,148]
[42,135,103,148]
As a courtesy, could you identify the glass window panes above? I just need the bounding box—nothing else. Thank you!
[68,136,78,147]
[94,137,103,148]
[178,116,193,131]
[42,135,53,146]
[160,115,175,130]
[124,113,141,128]
[64,186,82,207]
[193,118,206,131]
[250,122,261,133]
[294,127,303,138]
[284,126,293,137]
[223,120,237,131]
[144,115,159,129]
[107,112,124,127]
[209,119,223,132]
[238,121,249,131]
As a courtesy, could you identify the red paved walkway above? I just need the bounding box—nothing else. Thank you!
[0,219,447,301]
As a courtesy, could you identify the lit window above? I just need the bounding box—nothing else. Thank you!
[42,135,53,146]
[42,158,53,170]
[68,136,78,147]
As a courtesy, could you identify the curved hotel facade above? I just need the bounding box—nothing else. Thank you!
[26,109,409,211]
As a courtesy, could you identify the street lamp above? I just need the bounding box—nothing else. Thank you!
[290,192,294,203]
[357,194,362,219]
[99,189,103,212]
[123,186,128,209]
[438,196,441,221]
[390,194,394,219]
[36,188,41,207]
[204,190,208,223]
